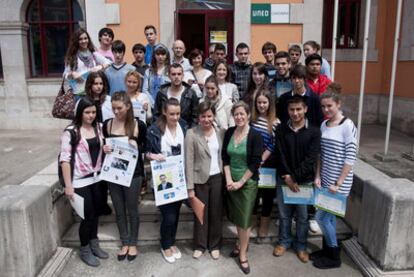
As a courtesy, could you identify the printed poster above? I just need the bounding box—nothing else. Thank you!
[100,138,138,187]
[150,155,188,206]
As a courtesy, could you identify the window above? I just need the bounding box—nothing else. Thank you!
[176,0,233,10]
[323,0,361,48]
[27,0,83,77]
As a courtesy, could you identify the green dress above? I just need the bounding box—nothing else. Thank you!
[226,135,258,229]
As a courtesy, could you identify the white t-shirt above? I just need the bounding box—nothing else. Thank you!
[207,130,221,175]
[167,86,185,103]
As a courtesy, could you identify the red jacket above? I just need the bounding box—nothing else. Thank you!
[306,74,331,96]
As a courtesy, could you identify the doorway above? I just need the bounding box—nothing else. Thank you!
[177,10,234,64]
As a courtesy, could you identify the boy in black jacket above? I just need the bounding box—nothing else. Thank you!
[276,65,323,127]
[273,95,321,263]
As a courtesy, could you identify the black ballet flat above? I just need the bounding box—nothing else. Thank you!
[127,254,137,261]
[117,253,127,261]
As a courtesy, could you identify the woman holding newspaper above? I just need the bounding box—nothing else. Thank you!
[60,97,108,267]
[312,83,357,269]
[102,92,143,262]
[64,28,111,97]
[146,98,187,263]
[184,102,225,260]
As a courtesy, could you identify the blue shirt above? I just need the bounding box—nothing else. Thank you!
[145,44,153,65]
[105,63,136,96]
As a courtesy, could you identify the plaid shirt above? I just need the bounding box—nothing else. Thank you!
[230,62,252,98]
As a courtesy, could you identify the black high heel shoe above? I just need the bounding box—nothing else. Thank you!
[127,247,138,261]
[229,245,240,257]
[117,247,128,261]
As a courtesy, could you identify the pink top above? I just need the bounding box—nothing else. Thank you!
[59,126,104,188]
[97,48,114,63]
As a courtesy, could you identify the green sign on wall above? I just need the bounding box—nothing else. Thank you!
[251,4,271,24]
[251,4,290,24]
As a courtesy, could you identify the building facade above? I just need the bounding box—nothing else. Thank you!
[0,0,413,135]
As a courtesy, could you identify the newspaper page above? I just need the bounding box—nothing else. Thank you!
[150,155,188,206]
[100,138,138,187]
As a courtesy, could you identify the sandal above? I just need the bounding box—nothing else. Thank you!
[238,258,250,274]
[229,245,240,257]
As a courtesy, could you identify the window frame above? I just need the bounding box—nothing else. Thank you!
[26,0,81,77]
[323,0,362,49]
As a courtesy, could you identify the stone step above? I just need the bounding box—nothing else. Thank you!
[62,218,352,248]
[74,195,279,223]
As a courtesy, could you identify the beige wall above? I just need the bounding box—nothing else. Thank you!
[106,0,160,63]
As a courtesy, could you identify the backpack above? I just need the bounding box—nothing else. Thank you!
[58,125,79,187]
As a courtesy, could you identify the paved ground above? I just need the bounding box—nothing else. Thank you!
[59,242,362,277]
[358,124,414,182]
[0,129,61,188]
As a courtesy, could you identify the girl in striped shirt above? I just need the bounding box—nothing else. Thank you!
[250,89,279,243]
[312,83,358,269]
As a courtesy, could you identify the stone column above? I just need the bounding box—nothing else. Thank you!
[0,21,30,116]
[234,0,251,51]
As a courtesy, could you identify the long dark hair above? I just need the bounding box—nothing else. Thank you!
[73,97,97,128]
[246,62,269,94]
[156,98,181,135]
[85,71,109,105]
[65,28,96,71]
[111,92,136,139]
[150,44,170,74]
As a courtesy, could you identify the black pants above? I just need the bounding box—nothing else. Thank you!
[109,177,142,246]
[194,174,223,251]
[74,182,104,246]
[159,200,182,250]
[253,188,276,217]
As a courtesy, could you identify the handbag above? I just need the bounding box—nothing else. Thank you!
[52,79,75,120]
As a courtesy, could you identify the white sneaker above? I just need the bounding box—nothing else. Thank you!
[161,248,175,263]
[193,250,203,259]
[171,246,182,259]
[210,250,220,260]
[309,220,322,234]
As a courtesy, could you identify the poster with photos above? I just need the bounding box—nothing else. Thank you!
[150,155,188,206]
[100,138,138,187]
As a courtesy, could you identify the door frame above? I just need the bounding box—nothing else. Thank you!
[176,9,234,63]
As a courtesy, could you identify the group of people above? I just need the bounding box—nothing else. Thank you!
[59,24,357,274]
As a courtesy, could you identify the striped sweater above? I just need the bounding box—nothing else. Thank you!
[320,118,358,196]
[250,116,278,153]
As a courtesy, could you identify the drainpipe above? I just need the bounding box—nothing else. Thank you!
[383,0,403,156]
[356,0,372,145]
[330,0,339,81]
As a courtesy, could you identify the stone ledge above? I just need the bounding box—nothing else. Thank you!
[343,237,414,277]
[37,247,72,277]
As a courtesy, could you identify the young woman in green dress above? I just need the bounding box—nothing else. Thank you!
[222,101,263,274]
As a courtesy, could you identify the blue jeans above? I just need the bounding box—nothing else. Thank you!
[276,184,309,251]
[315,209,338,247]
[159,200,182,250]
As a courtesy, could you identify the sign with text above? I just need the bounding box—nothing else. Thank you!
[251,4,290,24]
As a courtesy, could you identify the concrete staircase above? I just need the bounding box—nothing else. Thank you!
[61,190,353,248]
